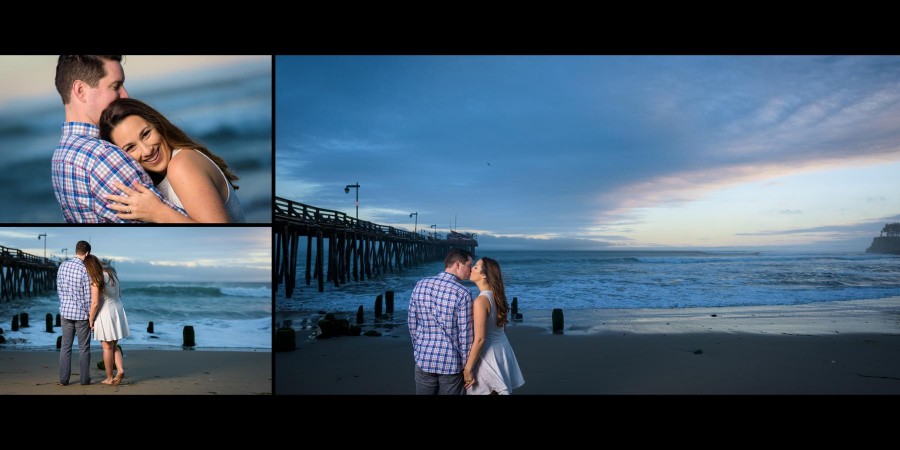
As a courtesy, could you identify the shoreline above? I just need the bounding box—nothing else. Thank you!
[0,349,272,395]
[276,297,900,394]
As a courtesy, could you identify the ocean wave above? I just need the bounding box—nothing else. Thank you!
[122,285,269,298]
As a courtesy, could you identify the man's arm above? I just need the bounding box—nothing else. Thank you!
[457,289,473,367]
[88,143,187,223]
[408,284,419,344]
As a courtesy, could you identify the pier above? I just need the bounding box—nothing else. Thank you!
[0,245,58,303]
[274,196,477,298]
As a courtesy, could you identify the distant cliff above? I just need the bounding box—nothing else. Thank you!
[866,237,900,255]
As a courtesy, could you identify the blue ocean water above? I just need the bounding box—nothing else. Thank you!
[0,60,271,223]
[0,281,271,350]
[276,250,900,313]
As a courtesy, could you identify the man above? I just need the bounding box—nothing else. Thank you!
[408,248,474,395]
[58,240,93,386]
[51,55,185,223]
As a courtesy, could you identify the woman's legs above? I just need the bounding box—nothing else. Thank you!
[101,340,116,383]
[114,344,125,378]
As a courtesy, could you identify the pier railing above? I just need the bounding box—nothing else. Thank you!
[0,244,58,302]
[274,196,477,298]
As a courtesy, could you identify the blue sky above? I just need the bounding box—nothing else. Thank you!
[0,227,270,282]
[276,56,900,251]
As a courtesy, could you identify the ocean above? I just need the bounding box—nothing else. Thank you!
[276,250,900,314]
[0,60,271,223]
[1,281,271,350]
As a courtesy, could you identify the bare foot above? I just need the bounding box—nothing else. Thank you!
[112,372,125,385]
[101,378,114,385]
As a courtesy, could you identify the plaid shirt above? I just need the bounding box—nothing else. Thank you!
[58,258,91,321]
[408,271,474,374]
[51,122,187,223]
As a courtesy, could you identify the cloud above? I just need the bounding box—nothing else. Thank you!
[735,214,900,236]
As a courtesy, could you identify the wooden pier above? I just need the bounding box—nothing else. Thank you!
[274,196,477,298]
[0,245,58,303]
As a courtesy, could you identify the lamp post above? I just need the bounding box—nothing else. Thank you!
[37,233,47,260]
[430,224,437,239]
[61,248,68,261]
[344,183,360,222]
[409,212,418,233]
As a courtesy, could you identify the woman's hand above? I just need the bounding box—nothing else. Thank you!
[89,319,94,331]
[105,182,193,223]
[464,367,475,388]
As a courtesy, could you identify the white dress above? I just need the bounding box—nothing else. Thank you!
[469,290,525,395]
[156,149,246,223]
[93,273,130,342]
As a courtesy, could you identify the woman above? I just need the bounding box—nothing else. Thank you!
[98,98,246,223]
[86,255,130,386]
[463,257,524,394]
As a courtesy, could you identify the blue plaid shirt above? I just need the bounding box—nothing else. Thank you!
[51,122,187,223]
[408,271,473,374]
[58,257,91,321]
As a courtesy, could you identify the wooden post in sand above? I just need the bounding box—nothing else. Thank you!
[552,308,564,335]
[511,297,518,316]
[357,305,364,324]
[20,312,28,327]
[11,314,19,331]
[183,326,196,348]
[147,321,154,333]
[45,313,53,332]
[55,314,61,327]
[274,327,296,352]
[374,294,383,318]
[385,290,394,314]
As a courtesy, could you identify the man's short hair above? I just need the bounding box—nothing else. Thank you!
[55,55,123,105]
[444,248,473,268]
[75,240,91,256]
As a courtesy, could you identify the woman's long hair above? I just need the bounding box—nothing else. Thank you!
[99,98,240,189]
[480,257,509,329]
[83,255,119,297]
[83,255,106,297]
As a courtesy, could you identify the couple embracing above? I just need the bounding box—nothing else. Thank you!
[52,55,245,223]
[58,240,130,386]
[408,248,525,395]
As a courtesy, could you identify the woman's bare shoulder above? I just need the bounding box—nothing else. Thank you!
[167,149,216,182]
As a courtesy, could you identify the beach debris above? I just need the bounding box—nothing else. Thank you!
[56,336,61,349]
[375,294,383,318]
[317,316,361,339]
[710,314,717,317]
[20,313,29,328]
[55,314,61,327]
[364,330,382,337]
[147,321,154,334]
[183,325,196,348]
[552,308,564,335]
[275,327,296,352]
[46,313,53,333]
[11,315,19,331]
[386,290,395,314]
[693,349,703,354]
[357,305,364,324]
[150,336,159,339]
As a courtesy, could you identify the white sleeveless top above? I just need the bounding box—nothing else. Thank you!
[156,149,246,223]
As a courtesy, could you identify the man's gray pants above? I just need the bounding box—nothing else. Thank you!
[59,318,91,385]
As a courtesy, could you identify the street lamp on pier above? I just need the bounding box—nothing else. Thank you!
[37,233,47,260]
[344,183,360,222]
[409,212,418,233]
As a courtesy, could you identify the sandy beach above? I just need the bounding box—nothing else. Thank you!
[276,297,900,394]
[0,349,272,395]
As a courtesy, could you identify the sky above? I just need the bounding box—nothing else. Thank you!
[276,55,900,252]
[0,227,271,282]
[0,55,269,107]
